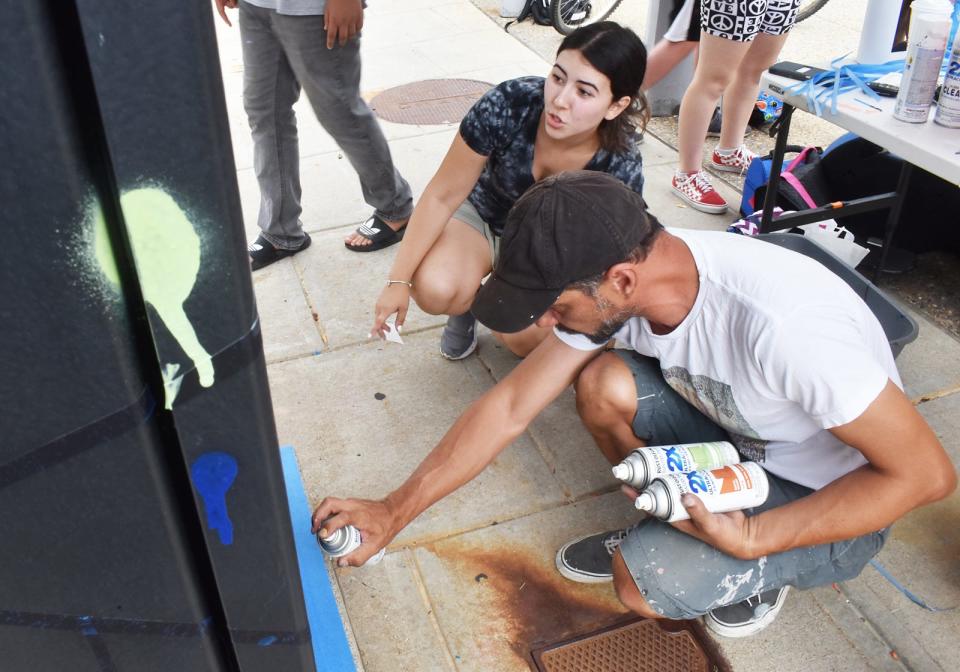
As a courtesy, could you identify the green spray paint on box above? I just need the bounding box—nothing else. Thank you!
[93,188,214,408]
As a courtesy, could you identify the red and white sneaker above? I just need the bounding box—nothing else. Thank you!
[671,170,728,214]
[710,145,757,174]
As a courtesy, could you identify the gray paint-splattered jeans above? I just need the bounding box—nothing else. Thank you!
[612,350,889,619]
[239,2,413,249]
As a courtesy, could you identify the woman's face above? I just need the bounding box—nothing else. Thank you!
[543,49,630,141]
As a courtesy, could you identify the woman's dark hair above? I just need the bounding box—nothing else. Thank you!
[557,21,650,153]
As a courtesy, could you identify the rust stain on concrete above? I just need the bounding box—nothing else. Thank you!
[431,540,631,666]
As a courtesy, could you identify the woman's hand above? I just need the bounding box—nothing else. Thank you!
[370,283,411,339]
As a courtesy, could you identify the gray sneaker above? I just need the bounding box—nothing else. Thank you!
[440,312,478,360]
[705,586,790,638]
[555,529,628,584]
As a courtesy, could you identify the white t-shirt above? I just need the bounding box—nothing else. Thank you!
[556,229,901,490]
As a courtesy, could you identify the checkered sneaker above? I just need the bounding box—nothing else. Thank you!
[671,170,728,214]
[710,145,757,174]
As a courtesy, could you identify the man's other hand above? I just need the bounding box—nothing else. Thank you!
[312,495,398,567]
[214,0,238,26]
[671,494,758,560]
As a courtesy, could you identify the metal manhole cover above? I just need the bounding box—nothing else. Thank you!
[531,618,731,672]
[370,79,492,125]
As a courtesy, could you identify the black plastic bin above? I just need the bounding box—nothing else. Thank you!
[759,233,919,358]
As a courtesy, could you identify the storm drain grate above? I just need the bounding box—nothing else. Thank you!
[369,79,492,125]
[531,618,730,672]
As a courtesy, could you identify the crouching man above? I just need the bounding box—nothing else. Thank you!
[313,171,955,637]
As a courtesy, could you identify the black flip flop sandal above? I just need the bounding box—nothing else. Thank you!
[344,215,406,253]
[249,233,311,271]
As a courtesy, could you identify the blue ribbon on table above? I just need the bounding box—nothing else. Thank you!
[787,54,906,116]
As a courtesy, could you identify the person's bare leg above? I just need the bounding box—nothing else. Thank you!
[574,352,646,465]
[677,33,752,173]
[491,325,553,357]
[642,39,697,90]
[717,32,790,150]
[410,219,491,316]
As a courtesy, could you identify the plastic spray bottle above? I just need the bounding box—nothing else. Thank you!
[634,462,770,523]
[894,0,954,122]
[934,9,960,126]
[612,441,741,490]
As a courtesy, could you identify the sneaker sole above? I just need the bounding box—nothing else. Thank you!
[439,330,478,361]
[554,535,614,584]
[704,586,791,639]
[671,186,728,214]
[710,160,749,174]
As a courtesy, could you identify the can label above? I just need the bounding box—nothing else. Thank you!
[935,48,960,127]
[661,463,767,518]
[648,442,737,475]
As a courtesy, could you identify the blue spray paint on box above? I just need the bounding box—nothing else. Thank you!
[191,452,238,545]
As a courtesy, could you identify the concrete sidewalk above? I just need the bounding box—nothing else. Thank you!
[213,2,960,670]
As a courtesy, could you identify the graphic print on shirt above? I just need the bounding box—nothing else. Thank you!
[662,366,769,462]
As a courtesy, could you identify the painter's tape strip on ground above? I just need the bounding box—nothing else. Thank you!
[167,317,262,409]
[0,386,155,490]
[280,445,357,671]
[869,559,958,612]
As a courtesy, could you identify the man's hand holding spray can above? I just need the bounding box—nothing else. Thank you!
[316,519,386,567]
[612,441,769,522]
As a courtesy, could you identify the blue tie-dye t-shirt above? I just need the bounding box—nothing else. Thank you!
[458,76,645,237]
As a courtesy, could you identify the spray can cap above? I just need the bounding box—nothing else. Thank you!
[612,464,630,481]
[634,492,655,512]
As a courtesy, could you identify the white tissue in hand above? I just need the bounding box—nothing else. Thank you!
[384,315,404,345]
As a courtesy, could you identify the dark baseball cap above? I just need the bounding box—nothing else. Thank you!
[471,170,656,334]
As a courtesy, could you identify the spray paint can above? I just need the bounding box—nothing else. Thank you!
[612,441,741,490]
[894,0,954,123]
[633,462,769,523]
[317,522,386,566]
[934,34,960,127]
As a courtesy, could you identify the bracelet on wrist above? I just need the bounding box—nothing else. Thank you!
[386,279,413,289]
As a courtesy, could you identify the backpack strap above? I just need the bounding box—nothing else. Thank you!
[781,171,818,209]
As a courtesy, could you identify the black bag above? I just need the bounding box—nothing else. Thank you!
[749,145,832,215]
[819,136,960,254]
[515,0,552,25]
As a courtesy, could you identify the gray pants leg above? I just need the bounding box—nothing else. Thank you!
[240,3,305,249]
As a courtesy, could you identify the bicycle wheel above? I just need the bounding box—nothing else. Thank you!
[795,0,830,24]
[551,0,624,36]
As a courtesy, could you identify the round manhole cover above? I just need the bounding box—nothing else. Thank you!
[370,79,493,125]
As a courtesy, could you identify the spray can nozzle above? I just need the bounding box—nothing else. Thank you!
[634,492,655,512]
[612,464,630,481]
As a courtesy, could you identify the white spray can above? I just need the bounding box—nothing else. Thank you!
[634,462,769,523]
[612,441,741,490]
[934,33,960,127]
[317,521,385,566]
[894,0,954,123]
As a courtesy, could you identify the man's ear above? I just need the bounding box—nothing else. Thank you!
[605,262,639,299]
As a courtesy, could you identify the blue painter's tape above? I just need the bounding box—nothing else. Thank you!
[191,452,238,545]
[279,445,356,672]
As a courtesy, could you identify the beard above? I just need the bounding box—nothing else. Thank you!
[557,308,631,344]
